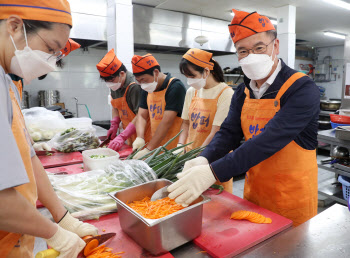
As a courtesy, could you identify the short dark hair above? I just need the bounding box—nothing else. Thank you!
[100,64,127,82]
[266,30,277,40]
[133,65,161,77]
[179,58,225,83]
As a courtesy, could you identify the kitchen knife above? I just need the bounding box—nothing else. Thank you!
[35,233,116,258]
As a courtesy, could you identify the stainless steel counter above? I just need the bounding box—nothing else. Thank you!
[237,204,350,258]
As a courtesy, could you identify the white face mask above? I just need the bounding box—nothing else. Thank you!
[187,70,209,90]
[141,74,158,93]
[239,40,276,81]
[10,24,56,84]
[106,77,122,91]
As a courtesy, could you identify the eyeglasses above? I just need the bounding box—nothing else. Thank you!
[26,24,61,62]
[236,38,275,58]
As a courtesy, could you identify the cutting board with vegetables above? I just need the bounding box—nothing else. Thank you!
[194,190,293,258]
[118,144,133,159]
[38,151,83,168]
[85,213,174,258]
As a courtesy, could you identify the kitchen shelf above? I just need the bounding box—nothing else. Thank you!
[223,74,242,77]
[318,163,350,177]
[317,129,350,206]
[319,110,335,116]
[318,178,347,206]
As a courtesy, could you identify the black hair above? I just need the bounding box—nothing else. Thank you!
[179,58,224,83]
[266,30,277,40]
[100,64,127,82]
[133,65,161,77]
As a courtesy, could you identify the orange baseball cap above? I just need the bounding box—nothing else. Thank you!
[228,9,276,44]
[183,48,214,70]
[0,0,72,26]
[59,39,80,59]
[131,54,160,74]
[96,49,123,77]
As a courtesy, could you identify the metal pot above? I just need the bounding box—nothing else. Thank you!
[318,120,332,130]
[320,100,341,111]
[332,146,349,159]
[38,90,60,107]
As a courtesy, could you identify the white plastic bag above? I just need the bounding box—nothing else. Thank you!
[48,160,157,220]
[23,107,67,141]
[49,127,100,153]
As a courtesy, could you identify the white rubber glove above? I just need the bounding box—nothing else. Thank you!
[45,225,85,258]
[168,164,216,207]
[58,212,98,238]
[177,156,209,179]
[33,142,52,151]
[133,148,151,160]
[172,143,185,155]
[132,137,146,151]
[33,143,44,151]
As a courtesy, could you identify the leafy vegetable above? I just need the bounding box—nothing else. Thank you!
[90,155,108,159]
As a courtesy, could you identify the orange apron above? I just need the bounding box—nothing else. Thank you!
[187,86,233,193]
[147,78,182,150]
[241,72,318,226]
[0,85,38,257]
[111,82,152,145]
[12,79,23,100]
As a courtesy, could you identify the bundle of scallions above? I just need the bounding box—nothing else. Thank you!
[127,131,224,193]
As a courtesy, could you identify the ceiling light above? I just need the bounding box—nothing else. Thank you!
[324,31,346,39]
[195,35,209,46]
[270,19,278,25]
[324,0,350,10]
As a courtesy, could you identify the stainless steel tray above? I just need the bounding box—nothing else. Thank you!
[109,179,210,255]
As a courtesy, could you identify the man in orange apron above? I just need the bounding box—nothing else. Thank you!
[96,49,145,151]
[177,48,234,193]
[0,1,97,256]
[131,54,186,159]
[168,10,319,227]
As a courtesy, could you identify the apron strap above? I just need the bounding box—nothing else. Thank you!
[124,82,136,97]
[244,87,250,99]
[275,72,306,101]
[215,86,231,100]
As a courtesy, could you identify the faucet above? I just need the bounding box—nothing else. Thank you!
[73,97,92,118]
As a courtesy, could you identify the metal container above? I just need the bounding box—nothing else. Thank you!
[38,90,60,107]
[21,90,29,109]
[109,179,210,255]
[320,100,341,111]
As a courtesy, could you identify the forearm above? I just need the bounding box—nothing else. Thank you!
[111,107,119,119]
[0,188,57,239]
[178,120,189,144]
[136,115,147,139]
[32,156,66,223]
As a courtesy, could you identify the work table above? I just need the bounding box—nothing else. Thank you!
[237,204,350,257]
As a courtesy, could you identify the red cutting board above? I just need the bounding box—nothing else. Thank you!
[194,190,293,258]
[38,151,83,168]
[85,213,174,258]
[118,144,133,159]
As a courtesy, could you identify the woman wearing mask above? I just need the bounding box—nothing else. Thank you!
[177,48,234,193]
[0,1,97,257]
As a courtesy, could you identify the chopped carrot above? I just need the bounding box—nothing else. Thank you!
[84,239,99,256]
[128,197,184,219]
[102,229,106,232]
[230,210,272,224]
[82,235,93,241]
